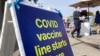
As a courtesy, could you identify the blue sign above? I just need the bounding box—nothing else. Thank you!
[15,4,73,56]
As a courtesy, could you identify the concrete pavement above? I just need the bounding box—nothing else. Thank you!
[68,33,100,56]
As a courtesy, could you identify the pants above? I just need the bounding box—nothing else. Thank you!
[96,24,100,34]
[71,20,81,37]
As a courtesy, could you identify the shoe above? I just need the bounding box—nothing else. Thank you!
[77,36,82,38]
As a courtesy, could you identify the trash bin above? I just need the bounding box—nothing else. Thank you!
[80,22,90,36]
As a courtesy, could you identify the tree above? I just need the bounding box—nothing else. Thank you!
[87,11,94,16]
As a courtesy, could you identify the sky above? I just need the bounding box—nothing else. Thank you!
[38,0,100,17]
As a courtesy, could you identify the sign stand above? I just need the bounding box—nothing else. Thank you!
[0,1,17,56]
[0,1,36,56]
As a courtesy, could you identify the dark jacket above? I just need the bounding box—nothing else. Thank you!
[73,11,81,20]
[95,11,100,24]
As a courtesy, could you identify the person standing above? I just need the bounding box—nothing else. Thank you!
[71,7,81,38]
[95,10,100,34]
[67,18,70,28]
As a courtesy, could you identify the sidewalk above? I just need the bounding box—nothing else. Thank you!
[68,33,100,56]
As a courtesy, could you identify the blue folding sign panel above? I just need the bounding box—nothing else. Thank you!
[15,4,73,56]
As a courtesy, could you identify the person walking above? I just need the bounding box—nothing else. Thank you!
[71,7,81,38]
[67,18,70,28]
[95,10,100,34]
